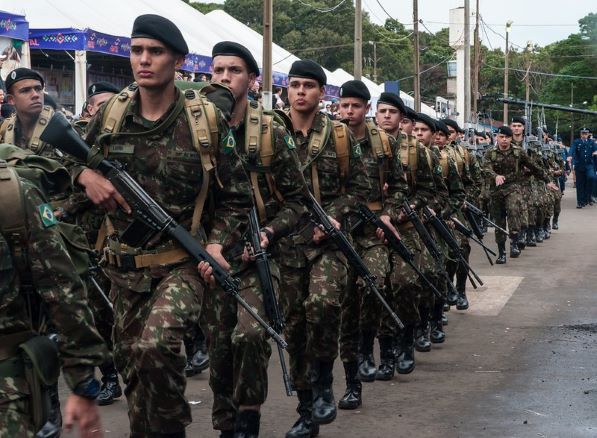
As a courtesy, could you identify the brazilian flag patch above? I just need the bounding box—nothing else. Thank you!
[434,165,443,175]
[284,134,296,150]
[38,204,57,228]
[222,129,236,154]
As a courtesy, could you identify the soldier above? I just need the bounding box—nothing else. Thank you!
[199,41,308,437]
[0,145,108,437]
[278,60,369,438]
[74,82,120,133]
[76,15,231,437]
[336,86,408,404]
[483,126,554,264]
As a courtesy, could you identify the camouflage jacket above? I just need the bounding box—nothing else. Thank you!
[483,145,548,191]
[0,176,108,391]
[431,145,463,218]
[84,87,229,248]
[206,104,308,268]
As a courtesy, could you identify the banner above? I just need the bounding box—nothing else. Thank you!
[0,10,29,41]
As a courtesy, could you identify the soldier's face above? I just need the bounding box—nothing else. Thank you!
[497,133,512,149]
[434,131,448,147]
[510,122,524,136]
[211,56,256,102]
[400,117,414,135]
[339,98,369,129]
[413,122,433,145]
[7,79,44,117]
[287,78,324,114]
[376,103,401,134]
[87,92,115,116]
[447,126,458,142]
[130,39,184,90]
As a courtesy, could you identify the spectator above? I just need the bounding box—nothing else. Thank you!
[274,86,285,109]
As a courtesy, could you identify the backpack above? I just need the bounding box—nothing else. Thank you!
[0,106,55,154]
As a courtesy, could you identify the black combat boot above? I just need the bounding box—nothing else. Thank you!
[509,236,521,258]
[97,368,122,406]
[397,325,415,374]
[430,300,446,343]
[311,361,336,425]
[526,226,537,247]
[455,265,469,311]
[357,330,376,382]
[496,242,506,264]
[375,337,395,380]
[234,410,260,438]
[442,312,448,326]
[286,390,319,438]
[535,225,544,243]
[519,228,527,250]
[338,361,362,409]
[543,219,551,240]
[414,319,431,353]
[552,214,559,230]
[36,383,61,438]
[446,261,458,305]
[190,337,209,373]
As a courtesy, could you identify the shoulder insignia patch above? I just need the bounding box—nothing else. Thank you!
[284,134,296,150]
[352,143,362,158]
[39,203,57,228]
[222,129,236,154]
[434,165,443,175]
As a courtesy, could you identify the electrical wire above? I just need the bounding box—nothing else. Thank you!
[482,62,597,80]
[295,0,349,13]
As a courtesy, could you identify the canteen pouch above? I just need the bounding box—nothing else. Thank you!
[19,335,60,430]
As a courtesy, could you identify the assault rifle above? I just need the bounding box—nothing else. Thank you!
[305,194,404,330]
[40,112,287,349]
[464,201,508,235]
[401,202,458,297]
[246,206,293,396]
[422,207,483,289]
[451,216,495,266]
[358,204,442,299]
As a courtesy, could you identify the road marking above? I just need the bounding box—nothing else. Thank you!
[464,275,523,316]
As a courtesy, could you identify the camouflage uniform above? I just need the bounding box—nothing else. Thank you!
[203,105,308,432]
[83,87,229,435]
[0,160,107,437]
[277,112,369,391]
[483,145,548,244]
[338,125,408,380]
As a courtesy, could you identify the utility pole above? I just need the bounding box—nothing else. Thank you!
[472,0,480,117]
[262,0,273,109]
[524,41,532,106]
[354,0,362,79]
[413,0,421,111]
[463,0,471,125]
[372,41,377,82]
[503,20,513,124]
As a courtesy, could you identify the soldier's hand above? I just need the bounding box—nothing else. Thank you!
[63,394,103,438]
[312,216,340,244]
[78,169,131,213]
[495,175,506,186]
[198,244,231,286]
[376,215,400,243]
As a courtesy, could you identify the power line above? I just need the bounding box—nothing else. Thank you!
[295,0,349,13]
[482,62,597,80]
[397,53,455,81]
[425,20,578,27]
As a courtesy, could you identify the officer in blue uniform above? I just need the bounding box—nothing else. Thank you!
[568,127,597,208]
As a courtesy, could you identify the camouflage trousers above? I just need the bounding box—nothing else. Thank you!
[108,261,204,436]
[0,375,34,438]
[86,271,114,351]
[490,186,523,243]
[379,227,423,336]
[203,266,274,432]
[279,248,348,391]
[339,239,389,363]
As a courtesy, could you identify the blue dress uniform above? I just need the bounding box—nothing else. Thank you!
[569,129,597,207]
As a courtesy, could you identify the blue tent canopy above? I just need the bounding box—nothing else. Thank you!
[0,10,28,41]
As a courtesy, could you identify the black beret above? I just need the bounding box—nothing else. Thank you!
[435,119,450,137]
[443,118,461,133]
[402,106,417,121]
[497,126,513,137]
[288,60,327,86]
[511,116,526,126]
[339,80,371,101]
[43,93,57,110]
[88,81,120,98]
[5,68,45,93]
[212,41,260,76]
[377,92,405,113]
[414,112,436,132]
[131,14,188,55]
[1,103,15,119]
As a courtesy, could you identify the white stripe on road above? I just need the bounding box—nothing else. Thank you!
[464,276,524,316]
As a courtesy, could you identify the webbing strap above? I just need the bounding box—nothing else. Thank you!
[28,106,54,154]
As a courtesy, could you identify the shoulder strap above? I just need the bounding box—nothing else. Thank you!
[366,121,393,197]
[307,116,332,203]
[439,149,450,178]
[184,89,218,236]
[28,106,54,154]
[0,115,15,144]
[0,161,28,275]
[332,121,350,194]
[101,84,137,136]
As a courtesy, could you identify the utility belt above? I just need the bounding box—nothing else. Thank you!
[104,240,189,271]
[0,332,60,430]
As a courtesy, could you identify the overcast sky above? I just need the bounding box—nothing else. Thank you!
[194,0,594,49]
[359,0,594,49]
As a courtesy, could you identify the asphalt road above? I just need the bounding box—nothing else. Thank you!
[62,185,597,438]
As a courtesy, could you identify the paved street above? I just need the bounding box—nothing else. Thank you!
[62,185,597,438]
